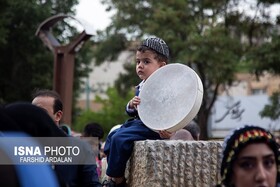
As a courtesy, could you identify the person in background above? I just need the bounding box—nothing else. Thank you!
[32,89,63,126]
[3,103,69,187]
[103,37,169,187]
[32,89,72,135]
[83,122,105,140]
[216,125,280,187]
[82,122,105,180]
[170,129,194,141]
[31,89,102,187]
[4,103,67,138]
[184,121,200,140]
[158,121,199,141]
[100,141,107,182]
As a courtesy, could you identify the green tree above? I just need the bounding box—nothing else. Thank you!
[73,87,134,137]
[92,0,280,139]
[0,0,93,120]
[244,1,280,126]
[246,35,280,123]
[260,92,280,121]
[114,61,140,97]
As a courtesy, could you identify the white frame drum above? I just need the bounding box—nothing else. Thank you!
[138,63,203,132]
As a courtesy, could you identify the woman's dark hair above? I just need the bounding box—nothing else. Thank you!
[4,102,66,137]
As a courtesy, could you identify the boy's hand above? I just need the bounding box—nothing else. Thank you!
[159,130,173,139]
[129,96,141,110]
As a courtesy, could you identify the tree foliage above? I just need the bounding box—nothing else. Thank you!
[247,34,280,75]
[94,0,280,139]
[260,92,280,121]
[0,0,93,120]
[73,87,134,138]
[114,61,140,97]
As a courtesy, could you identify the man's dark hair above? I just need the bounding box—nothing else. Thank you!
[83,122,104,140]
[32,89,63,114]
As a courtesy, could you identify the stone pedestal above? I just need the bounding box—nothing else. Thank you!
[126,140,223,187]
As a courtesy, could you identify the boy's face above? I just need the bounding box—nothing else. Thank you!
[135,50,166,80]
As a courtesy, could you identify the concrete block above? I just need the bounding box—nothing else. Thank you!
[126,140,223,187]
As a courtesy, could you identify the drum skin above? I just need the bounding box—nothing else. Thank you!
[138,63,203,132]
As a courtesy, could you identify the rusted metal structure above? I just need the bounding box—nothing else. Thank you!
[35,14,95,125]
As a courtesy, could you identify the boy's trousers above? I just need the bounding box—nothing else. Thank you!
[104,119,161,177]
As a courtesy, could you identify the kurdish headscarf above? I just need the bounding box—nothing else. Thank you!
[218,125,280,187]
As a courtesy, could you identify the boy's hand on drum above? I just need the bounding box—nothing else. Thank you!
[159,130,174,139]
[129,96,141,110]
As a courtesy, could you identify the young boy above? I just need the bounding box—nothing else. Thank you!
[103,37,170,187]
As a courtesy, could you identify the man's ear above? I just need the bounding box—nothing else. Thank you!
[161,62,167,66]
[55,110,63,123]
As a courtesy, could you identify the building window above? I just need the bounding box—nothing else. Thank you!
[251,88,266,95]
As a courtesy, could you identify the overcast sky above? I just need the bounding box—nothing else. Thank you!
[75,0,112,31]
[75,0,279,31]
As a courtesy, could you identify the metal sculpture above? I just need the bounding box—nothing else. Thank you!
[36,14,95,125]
